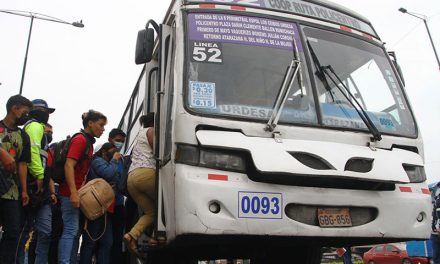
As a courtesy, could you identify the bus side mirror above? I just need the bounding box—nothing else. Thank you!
[135,28,155,64]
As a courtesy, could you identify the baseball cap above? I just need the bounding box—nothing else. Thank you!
[31,99,55,113]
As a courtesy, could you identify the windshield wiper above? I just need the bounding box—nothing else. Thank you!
[306,40,335,102]
[306,40,382,142]
[266,37,304,132]
[322,65,382,142]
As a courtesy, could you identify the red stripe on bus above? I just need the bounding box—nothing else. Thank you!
[362,33,373,40]
[208,174,228,181]
[399,186,412,193]
[422,188,431,195]
[231,5,246,11]
[200,4,216,8]
[340,26,352,32]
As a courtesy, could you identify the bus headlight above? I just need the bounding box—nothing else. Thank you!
[403,165,426,183]
[175,144,199,166]
[200,149,246,172]
[176,144,247,173]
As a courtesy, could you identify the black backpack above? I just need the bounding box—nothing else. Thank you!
[117,155,131,197]
[46,132,91,184]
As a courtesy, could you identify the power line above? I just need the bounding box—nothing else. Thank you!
[390,21,422,49]
[390,12,440,49]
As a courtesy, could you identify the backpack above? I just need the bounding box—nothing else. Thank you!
[79,178,115,220]
[117,155,132,197]
[46,132,91,184]
[79,178,115,241]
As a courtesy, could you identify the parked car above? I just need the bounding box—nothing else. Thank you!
[363,244,429,264]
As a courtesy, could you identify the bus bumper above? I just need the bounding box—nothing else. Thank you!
[174,164,432,243]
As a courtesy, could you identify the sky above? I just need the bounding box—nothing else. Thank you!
[0,0,439,182]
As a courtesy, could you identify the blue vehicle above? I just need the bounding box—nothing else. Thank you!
[406,240,432,259]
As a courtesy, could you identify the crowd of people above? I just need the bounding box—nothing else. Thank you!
[0,94,158,264]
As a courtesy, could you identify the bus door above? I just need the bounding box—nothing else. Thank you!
[155,23,174,235]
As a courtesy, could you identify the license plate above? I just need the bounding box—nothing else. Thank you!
[317,208,352,227]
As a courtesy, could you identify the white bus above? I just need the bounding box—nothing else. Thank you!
[119,0,432,262]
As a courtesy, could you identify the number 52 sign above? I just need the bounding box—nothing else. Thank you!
[238,191,283,219]
[191,41,223,64]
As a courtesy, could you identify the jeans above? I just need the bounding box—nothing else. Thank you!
[34,204,52,264]
[18,203,53,264]
[0,198,23,264]
[432,234,440,264]
[79,213,113,264]
[58,196,80,264]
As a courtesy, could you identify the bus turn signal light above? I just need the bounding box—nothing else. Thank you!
[403,165,426,183]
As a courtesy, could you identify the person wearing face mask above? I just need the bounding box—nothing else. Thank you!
[107,128,126,152]
[27,123,58,264]
[25,99,56,192]
[103,128,128,264]
[93,128,126,154]
[17,99,57,264]
[79,142,122,264]
[44,123,53,146]
[0,94,32,264]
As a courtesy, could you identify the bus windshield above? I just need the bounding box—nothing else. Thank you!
[303,26,416,138]
[185,12,417,138]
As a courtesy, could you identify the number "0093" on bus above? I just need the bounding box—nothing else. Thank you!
[238,192,283,219]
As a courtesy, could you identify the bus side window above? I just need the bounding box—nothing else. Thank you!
[160,24,175,165]
[147,68,158,113]
[164,31,176,164]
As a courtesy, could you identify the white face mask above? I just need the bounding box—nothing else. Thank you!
[114,142,124,151]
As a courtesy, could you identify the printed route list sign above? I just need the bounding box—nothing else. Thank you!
[188,13,302,50]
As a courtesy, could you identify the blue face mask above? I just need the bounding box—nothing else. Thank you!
[114,142,124,151]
